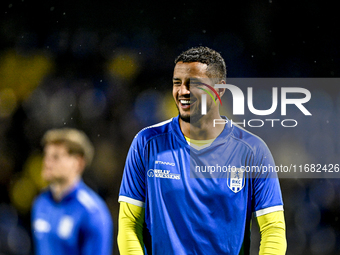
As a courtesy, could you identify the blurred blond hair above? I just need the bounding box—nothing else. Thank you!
[41,128,94,166]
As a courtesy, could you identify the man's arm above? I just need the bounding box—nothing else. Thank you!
[118,202,145,255]
[257,210,287,255]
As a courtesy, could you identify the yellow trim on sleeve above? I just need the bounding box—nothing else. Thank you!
[257,210,287,255]
[117,202,145,255]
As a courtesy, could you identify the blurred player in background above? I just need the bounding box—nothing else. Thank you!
[31,128,113,255]
[117,46,286,254]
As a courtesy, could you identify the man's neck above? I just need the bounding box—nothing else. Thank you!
[50,176,80,201]
[179,114,225,140]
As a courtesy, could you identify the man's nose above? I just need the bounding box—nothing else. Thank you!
[179,83,190,95]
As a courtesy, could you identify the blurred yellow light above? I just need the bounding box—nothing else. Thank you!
[0,50,53,101]
[10,177,38,213]
[23,153,47,189]
[107,52,139,80]
[0,88,17,118]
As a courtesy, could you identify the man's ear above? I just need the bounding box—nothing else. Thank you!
[75,155,86,175]
[217,80,226,98]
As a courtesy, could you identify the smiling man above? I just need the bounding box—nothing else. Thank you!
[118,46,286,255]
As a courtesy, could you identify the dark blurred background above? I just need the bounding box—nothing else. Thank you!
[1,0,340,254]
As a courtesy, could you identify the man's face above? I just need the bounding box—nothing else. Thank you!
[42,143,81,183]
[173,61,217,123]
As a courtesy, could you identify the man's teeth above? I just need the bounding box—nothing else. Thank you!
[180,100,191,105]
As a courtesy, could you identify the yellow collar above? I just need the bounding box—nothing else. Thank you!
[184,135,216,147]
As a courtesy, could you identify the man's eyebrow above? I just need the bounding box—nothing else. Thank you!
[189,78,205,85]
[190,78,201,83]
[172,77,204,84]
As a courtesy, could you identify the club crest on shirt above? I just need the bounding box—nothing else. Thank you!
[227,168,245,193]
[57,215,74,239]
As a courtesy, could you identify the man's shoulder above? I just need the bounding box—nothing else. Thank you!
[230,124,270,155]
[76,183,113,230]
[75,183,109,214]
[134,118,174,142]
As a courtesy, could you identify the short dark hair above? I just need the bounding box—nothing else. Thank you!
[174,46,227,81]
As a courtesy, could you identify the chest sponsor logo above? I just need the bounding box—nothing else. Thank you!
[155,160,175,166]
[147,169,180,180]
[227,168,245,193]
[58,215,74,239]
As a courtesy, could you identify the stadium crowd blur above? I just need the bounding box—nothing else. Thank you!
[1,1,340,254]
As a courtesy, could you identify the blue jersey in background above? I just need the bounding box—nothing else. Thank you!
[32,180,113,255]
